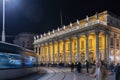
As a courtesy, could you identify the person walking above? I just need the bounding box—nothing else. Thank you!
[101,61,107,80]
[85,60,89,74]
[71,62,74,72]
[91,60,107,80]
[115,63,120,80]
[77,62,82,73]
[110,62,114,74]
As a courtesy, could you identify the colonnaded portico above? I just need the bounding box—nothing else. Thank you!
[34,11,120,65]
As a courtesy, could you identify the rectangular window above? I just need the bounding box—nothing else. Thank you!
[116,39,119,49]
[99,37,102,48]
[67,43,70,51]
[74,42,77,50]
[39,48,40,54]
[81,41,84,50]
[89,39,92,49]
[46,48,48,54]
[110,37,113,48]
[50,46,52,53]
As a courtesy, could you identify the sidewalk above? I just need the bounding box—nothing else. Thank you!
[60,67,115,80]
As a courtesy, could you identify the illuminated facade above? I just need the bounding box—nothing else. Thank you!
[34,11,120,65]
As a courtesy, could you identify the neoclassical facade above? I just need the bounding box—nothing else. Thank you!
[34,11,120,65]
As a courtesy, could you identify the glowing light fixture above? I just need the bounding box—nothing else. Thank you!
[63,25,66,30]
[77,19,79,24]
[70,22,72,27]
[57,27,60,31]
[2,0,6,42]
[52,29,54,33]
[40,34,43,38]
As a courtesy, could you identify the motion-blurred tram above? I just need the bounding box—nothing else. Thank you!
[0,41,39,79]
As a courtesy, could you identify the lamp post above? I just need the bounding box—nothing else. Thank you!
[2,0,5,42]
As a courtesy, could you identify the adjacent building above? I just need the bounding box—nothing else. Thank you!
[14,33,34,50]
[34,11,120,65]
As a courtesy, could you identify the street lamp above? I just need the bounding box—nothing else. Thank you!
[2,0,6,42]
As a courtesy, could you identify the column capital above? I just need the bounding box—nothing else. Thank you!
[34,45,37,48]
[45,42,48,45]
[95,29,100,35]
[63,37,67,41]
[76,34,81,38]
[114,33,117,38]
[57,41,60,45]
[47,41,50,43]
[41,43,45,46]
[85,32,89,36]
[38,44,40,47]
[69,37,73,41]
[104,30,111,36]
[57,40,61,43]
[52,40,57,44]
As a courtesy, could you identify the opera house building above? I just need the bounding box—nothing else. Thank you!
[34,11,120,65]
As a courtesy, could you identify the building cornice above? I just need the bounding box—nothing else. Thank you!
[33,10,120,44]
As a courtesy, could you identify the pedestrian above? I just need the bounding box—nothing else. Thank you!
[91,60,107,80]
[110,62,115,74]
[71,62,74,72]
[101,61,107,80]
[85,60,89,74]
[114,63,120,80]
[91,65,96,75]
[77,62,82,73]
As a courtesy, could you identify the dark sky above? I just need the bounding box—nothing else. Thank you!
[0,0,120,43]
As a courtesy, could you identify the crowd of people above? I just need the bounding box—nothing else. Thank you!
[40,60,120,80]
[70,60,120,80]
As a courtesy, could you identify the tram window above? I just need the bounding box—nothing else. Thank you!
[0,52,22,69]
[24,56,37,67]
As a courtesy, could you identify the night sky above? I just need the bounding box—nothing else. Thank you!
[0,0,120,43]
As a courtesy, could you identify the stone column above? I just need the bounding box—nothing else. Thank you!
[77,35,80,62]
[42,45,44,62]
[48,42,50,63]
[104,33,107,61]
[40,45,42,62]
[58,41,60,64]
[95,31,100,61]
[107,33,111,64]
[70,38,72,63]
[44,43,47,64]
[85,33,89,60]
[52,42,55,64]
[63,39,66,66]
[34,45,36,53]
[119,36,120,62]
[37,46,39,54]
[37,45,40,64]
[39,47,41,55]
[114,34,116,63]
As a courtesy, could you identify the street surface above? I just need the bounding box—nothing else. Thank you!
[17,67,115,80]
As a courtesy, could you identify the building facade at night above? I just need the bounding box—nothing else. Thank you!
[34,11,120,65]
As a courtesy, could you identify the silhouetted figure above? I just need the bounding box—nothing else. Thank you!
[115,63,120,80]
[101,61,107,80]
[77,62,82,73]
[93,60,96,66]
[110,62,114,74]
[71,63,74,72]
[85,60,89,74]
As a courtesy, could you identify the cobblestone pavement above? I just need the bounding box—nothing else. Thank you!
[18,67,115,80]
